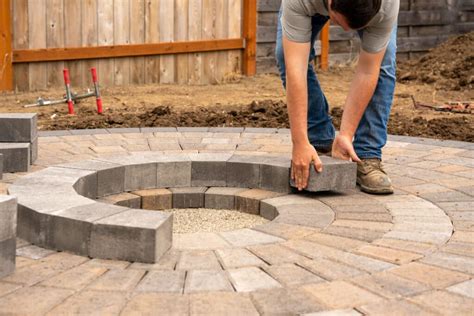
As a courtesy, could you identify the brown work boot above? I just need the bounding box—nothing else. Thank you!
[357,158,394,194]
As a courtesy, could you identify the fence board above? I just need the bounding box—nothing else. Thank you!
[188,0,203,84]
[228,0,242,74]
[65,0,83,87]
[145,0,160,84]
[82,0,98,89]
[160,0,175,83]
[98,0,114,87]
[130,0,146,85]
[28,0,47,90]
[202,0,218,84]
[114,0,131,86]
[216,0,229,82]
[46,0,64,88]
[175,0,189,84]
[12,0,29,91]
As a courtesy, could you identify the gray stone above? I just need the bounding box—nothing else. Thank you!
[290,156,356,192]
[204,187,247,209]
[0,113,37,142]
[0,143,30,172]
[70,128,109,135]
[90,209,172,263]
[184,270,233,293]
[226,155,263,188]
[260,158,292,193]
[124,163,157,191]
[0,153,3,179]
[99,192,141,208]
[0,237,16,279]
[189,153,232,187]
[156,161,191,188]
[171,187,208,208]
[73,172,98,199]
[51,203,128,255]
[135,270,185,293]
[38,130,72,137]
[30,137,38,163]
[0,196,17,241]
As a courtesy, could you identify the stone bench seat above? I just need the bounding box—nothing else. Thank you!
[0,195,17,278]
[8,152,356,263]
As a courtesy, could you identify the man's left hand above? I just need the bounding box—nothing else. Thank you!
[332,134,361,162]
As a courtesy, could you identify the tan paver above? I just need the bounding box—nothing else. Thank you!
[184,270,233,293]
[189,292,259,315]
[40,265,107,290]
[215,248,267,269]
[0,282,21,298]
[87,269,145,292]
[135,270,185,293]
[354,245,423,265]
[173,232,231,250]
[304,232,368,251]
[46,290,127,315]
[176,250,222,270]
[358,299,437,316]
[228,267,281,292]
[409,290,474,315]
[251,288,325,314]
[298,257,365,281]
[248,243,307,265]
[264,263,324,287]
[121,293,189,315]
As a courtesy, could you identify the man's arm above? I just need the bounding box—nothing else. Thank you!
[332,48,386,161]
[283,36,323,190]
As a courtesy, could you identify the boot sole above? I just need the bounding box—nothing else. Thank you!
[357,183,394,195]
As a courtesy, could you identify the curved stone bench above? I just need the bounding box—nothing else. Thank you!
[8,152,355,263]
[0,195,16,278]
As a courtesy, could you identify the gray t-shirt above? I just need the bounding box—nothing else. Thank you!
[281,0,399,53]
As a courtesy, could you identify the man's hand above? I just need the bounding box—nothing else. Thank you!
[292,142,322,191]
[332,134,361,162]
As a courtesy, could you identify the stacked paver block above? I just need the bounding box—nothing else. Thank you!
[0,153,3,180]
[0,113,38,172]
[0,195,17,278]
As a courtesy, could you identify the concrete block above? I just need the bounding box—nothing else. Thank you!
[133,189,172,210]
[189,153,232,187]
[0,237,16,279]
[235,189,285,215]
[170,187,207,208]
[226,155,263,188]
[57,160,125,197]
[0,153,3,180]
[30,137,38,163]
[73,172,98,199]
[156,161,191,188]
[90,209,173,263]
[204,187,247,209]
[290,156,356,192]
[0,143,30,172]
[124,163,157,192]
[260,158,292,193]
[51,203,127,255]
[0,196,17,241]
[0,113,37,142]
[99,192,141,208]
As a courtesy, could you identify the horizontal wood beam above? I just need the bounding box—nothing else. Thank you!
[13,38,245,63]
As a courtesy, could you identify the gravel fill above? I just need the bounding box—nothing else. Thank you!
[161,208,269,234]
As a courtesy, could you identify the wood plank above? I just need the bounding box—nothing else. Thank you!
[82,0,98,90]
[28,0,47,90]
[175,0,189,84]
[12,0,28,91]
[397,35,451,52]
[228,0,242,74]
[13,39,245,63]
[202,0,218,84]
[130,0,145,85]
[114,0,131,85]
[145,0,160,84]
[0,0,13,91]
[160,0,175,83]
[398,10,457,26]
[188,0,203,84]
[46,0,65,88]
[98,0,114,87]
[65,0,84,87]
[257,0,281,12]
[243,0,257,75]
[216,0,229,82]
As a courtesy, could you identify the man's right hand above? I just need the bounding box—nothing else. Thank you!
[291,142,323,191]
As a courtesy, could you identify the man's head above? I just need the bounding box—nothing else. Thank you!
[328,0,382,31]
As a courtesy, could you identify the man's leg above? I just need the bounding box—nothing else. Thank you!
[353,26,398,194]
[275,11,335,151]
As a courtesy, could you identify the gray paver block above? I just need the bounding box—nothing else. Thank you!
[260,194,316,220]
[99,192,141,208]
[30,137,38,163]
[204,187,248,209]
[0,113,37,142]
[0,196,17,241]
[189,153,232,187]
[226,155,263,188]
[157,161,191,188]
[0,143,30,172]
[0,237,16,279]
[235,189,285,215]
[184,270,234,293]
[124,163,157,191]
[135,270,185,293]
[290,156,356,192]
[73,172,98,199]
[133,189,172,210]
[0,153,3,179]
[228,267,281,292]
[90,209,172,263]
[170,187,208,208]
[51,203,127,255]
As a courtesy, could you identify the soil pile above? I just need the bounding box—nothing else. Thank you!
[398,32,474,91]
[40,100,473,142]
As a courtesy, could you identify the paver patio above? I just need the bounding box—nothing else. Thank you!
[0,127,473,315]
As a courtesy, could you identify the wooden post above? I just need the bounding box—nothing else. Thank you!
[0,0,13,91]
[242,0,256,76]
[320,21,330,71]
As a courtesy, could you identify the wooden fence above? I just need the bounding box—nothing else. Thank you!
[1,0,258,91]
[257,0,474,72]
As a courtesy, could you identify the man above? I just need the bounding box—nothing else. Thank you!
[276,0,399,194]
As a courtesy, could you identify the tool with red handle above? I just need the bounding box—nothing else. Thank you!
[91,67,103,114]
[63,68,75,115]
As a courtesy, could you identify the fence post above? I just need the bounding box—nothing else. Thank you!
[320,22,330,71]
[0,0,13,91]
[243,0,257,76]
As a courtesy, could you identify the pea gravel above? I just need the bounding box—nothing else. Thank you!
[161,208,269,234]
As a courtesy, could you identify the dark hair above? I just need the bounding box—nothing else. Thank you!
[330,0,382,29]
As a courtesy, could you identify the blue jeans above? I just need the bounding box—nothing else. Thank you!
[275,12,397,159]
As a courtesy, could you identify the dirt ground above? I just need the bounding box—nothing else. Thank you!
[0,33,472,142]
